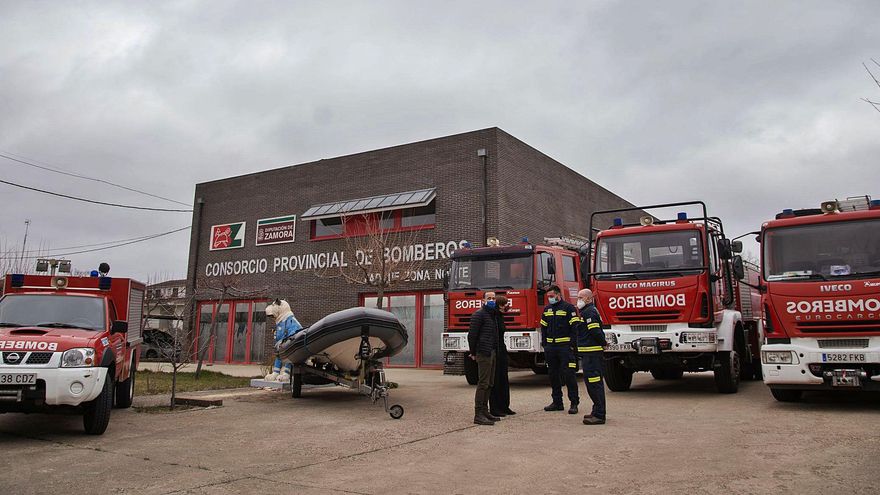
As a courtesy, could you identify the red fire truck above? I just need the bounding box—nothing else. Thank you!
[587,201,762,394]
[441,238,585,383]
[759,196,880,401]
[0,262,144,434]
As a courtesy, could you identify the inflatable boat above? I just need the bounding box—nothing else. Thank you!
[276,307,408,372]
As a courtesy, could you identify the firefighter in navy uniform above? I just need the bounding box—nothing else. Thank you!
[576,288,607,425]
[540,285,581,414]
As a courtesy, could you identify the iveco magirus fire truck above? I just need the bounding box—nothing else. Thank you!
[760,196,880,401]
[587,201,762,394]
[441,238,585,384]
[0,261,144,434]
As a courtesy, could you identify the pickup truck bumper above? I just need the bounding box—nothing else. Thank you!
[0,364,107,409]
[762,339,880,391]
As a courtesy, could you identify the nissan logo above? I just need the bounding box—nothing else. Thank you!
[6,352,21,363]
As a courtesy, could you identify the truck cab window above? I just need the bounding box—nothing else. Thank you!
[562,256,577,282]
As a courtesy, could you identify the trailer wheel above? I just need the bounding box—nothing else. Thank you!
[83,372,114,435]
[464,357,479,385]
[714,351,740,394]
[650,368,683,380]
[605,358,633,392]
[389,404,404,419]
[114,356,135,409]
[770,388,803,402]
[291,372,303,398]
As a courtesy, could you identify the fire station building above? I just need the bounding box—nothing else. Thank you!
[185,128,635,368]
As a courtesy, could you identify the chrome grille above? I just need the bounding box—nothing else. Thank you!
[817,339,869,349]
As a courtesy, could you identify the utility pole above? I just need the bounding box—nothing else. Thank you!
[19,219,30,273]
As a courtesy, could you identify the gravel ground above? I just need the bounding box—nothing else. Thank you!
[1,369,877,494]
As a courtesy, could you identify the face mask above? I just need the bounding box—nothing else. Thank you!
[548,297,558,305]
[576,299,586,309]
[486,300,496,309]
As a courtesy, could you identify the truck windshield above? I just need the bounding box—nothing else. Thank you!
[595,230,704,277]
[764,219,880,281]
[0,295,105,330]
[450,254,533,290]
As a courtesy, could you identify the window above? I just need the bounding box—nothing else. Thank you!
[309,200,436,240]
[562,256,578,282]
[595,230,703,277]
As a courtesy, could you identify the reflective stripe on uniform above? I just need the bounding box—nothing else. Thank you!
[543,311,554,316]
[577,346,603,352]
[587,323,601,329]
[546,337,571,343]
[569,317,584,325]
[568,362,577,368]
[555,310,568,316]
[588,376,602,383]
[540,319,547,326]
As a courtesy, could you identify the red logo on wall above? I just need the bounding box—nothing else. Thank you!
[209,222,245,250]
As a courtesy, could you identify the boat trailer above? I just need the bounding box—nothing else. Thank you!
[289,329,405,420]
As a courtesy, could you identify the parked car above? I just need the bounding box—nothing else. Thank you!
[141,328,182,361]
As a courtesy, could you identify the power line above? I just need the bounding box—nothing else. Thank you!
[0,226,191,260]
[15,228,192,254]
[0,178,193,212]
[0,151,191,207]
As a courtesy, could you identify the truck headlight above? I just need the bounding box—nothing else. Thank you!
[680,332,716,344]
[61,348,96,367]
[762,350,797,365]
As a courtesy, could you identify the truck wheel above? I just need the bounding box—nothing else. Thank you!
[605,358,633,392]
[714,351,740,394]
[291,372,303,398]
[464,357,479,385]
[114,362,135,409]
[84,372,114,435]
[650,368,683,380]
[770,388,803,402]
[145,349,158,360]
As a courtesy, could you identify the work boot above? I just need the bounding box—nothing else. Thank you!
[504,409,516,415]
[489,410,507,418]
[583,416,606,425]
[474,412,495,426]
[485,411,502,421]
[568,404,578,415]
[544,402,564,411]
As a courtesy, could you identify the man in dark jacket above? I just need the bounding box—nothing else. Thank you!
[468,292,501,425]
[490,295,516,417]
[540,285,581,414]
[577,288,607,425]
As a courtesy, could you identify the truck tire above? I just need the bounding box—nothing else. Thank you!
[84,372,114,435]
[145,349,158,360]
[114,360,135,409]
[650,368,683,380]
[464,357,479,385]
[714,351,740,394]
[605,357,633,392]
[770,388,803,402]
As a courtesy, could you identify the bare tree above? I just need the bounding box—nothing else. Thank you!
[0,238,49,275]
[314,213,428,309]
[863,58,880,114]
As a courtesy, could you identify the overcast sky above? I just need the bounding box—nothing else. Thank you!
[1,1,878,281]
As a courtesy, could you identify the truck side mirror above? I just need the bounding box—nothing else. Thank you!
[111,320,128,334]
[717,238,732,260]
[441,272,449,290]
[579,258,591,288]
[546,258,555,275]
[731,240,743,253]
[732,256,745,280]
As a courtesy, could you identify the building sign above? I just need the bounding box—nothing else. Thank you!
[256,215,296,246]
[204,239,469,283]
[210,222,246,251]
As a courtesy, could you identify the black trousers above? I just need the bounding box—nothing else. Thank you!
[581,352,606,419]
[489,347,510,413]
[545,344,579,405]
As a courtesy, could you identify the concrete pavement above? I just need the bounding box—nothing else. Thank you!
[2,369,878,494]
